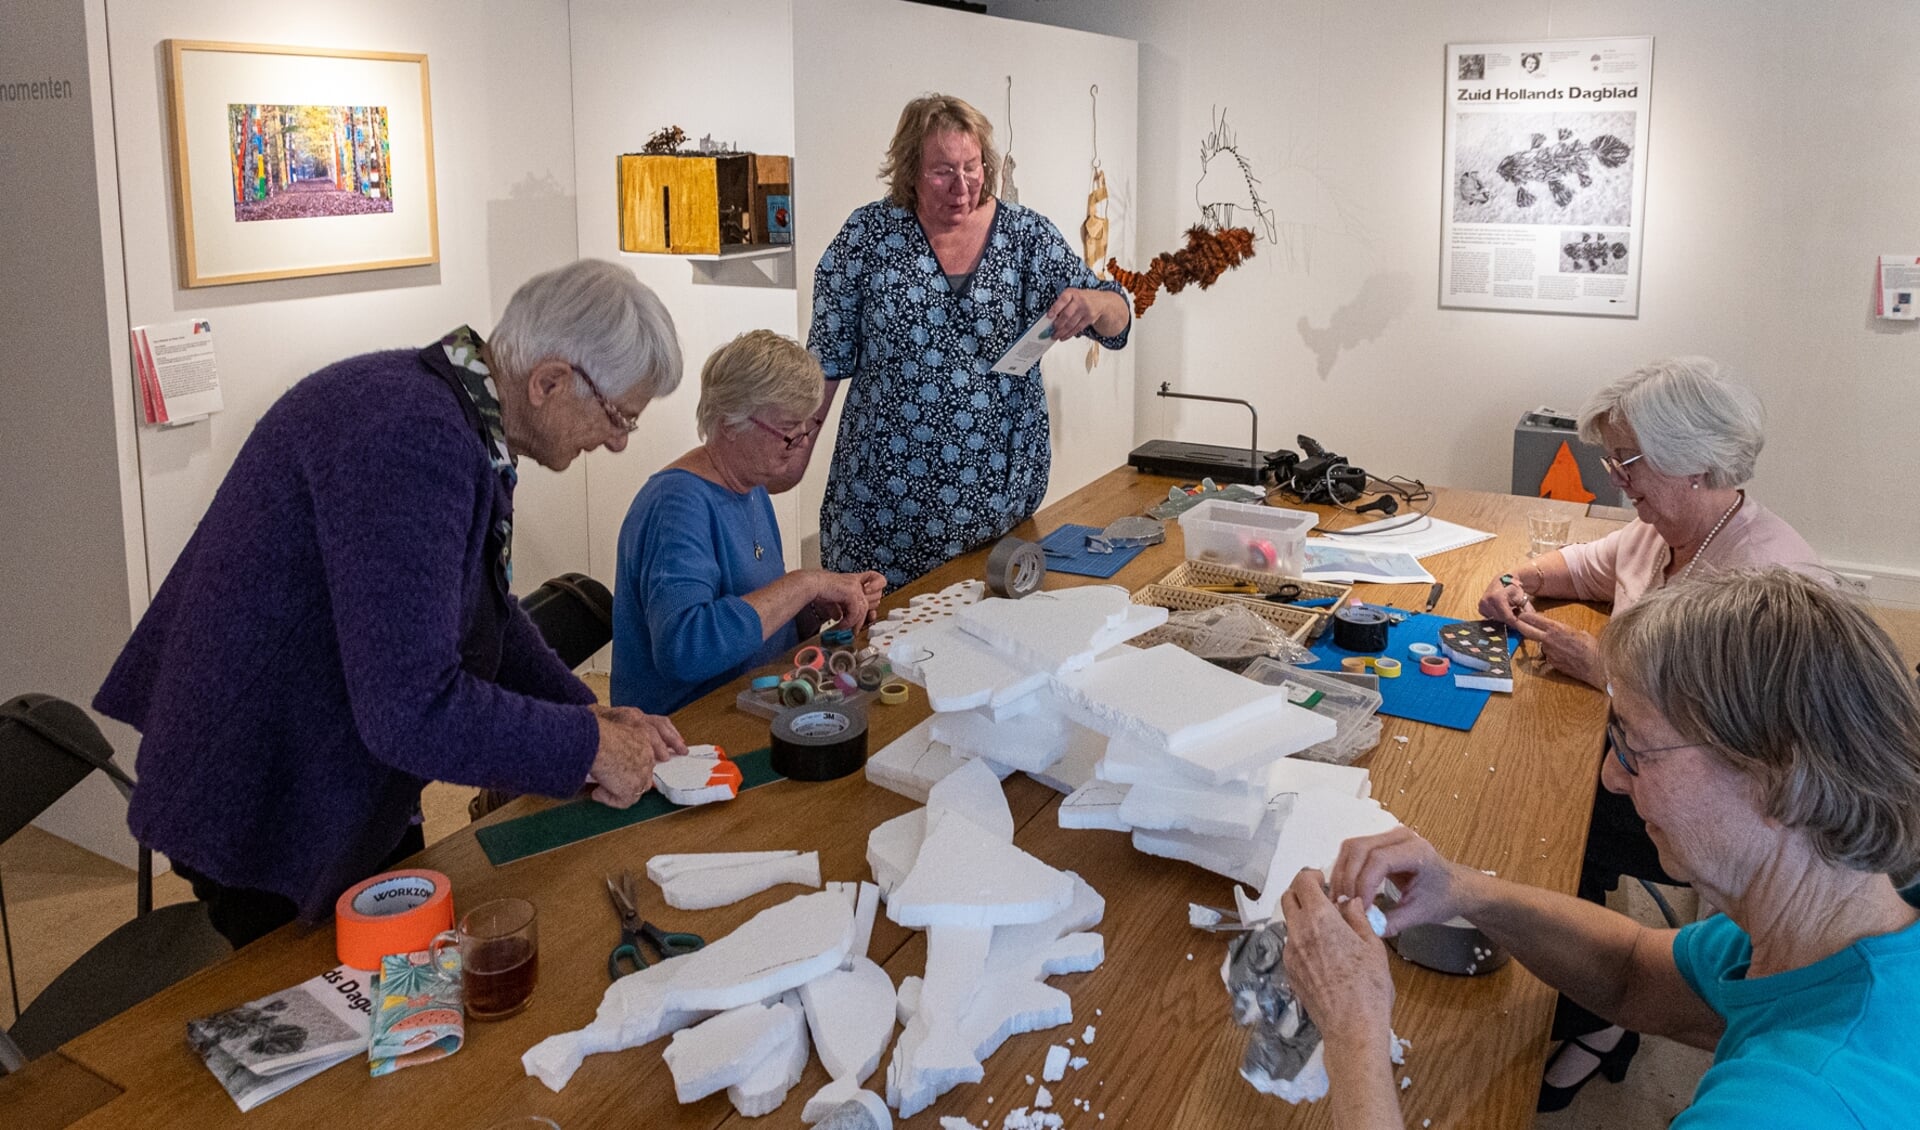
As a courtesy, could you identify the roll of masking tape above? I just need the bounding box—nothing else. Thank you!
[770,703,869,780]
[1341,655,1402,678]
[1408,642,1438,658]
[984,536,1048,599]
[335,868,455,971]
[793,645,825,671]
[1341,656,1371,673]
[1420,655,1451,676]
[879,680,910,705]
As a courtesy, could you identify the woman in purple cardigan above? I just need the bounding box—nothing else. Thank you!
[96,260,685,947]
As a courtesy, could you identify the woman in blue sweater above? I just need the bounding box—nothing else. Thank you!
[96,260,688,947]
[1283,568,1920,1128]
[612,331,886,714]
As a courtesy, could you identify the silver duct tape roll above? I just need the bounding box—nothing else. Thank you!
[984,535,1047,598]
[770,702,869,781]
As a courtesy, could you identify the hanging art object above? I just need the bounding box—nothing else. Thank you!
[1081,85,1108,370]
[1104,106,1261,317]
[999,76,1020,204]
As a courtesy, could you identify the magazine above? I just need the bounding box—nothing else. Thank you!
[186,965,373,1111]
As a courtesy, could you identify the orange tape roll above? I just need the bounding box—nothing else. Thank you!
[335,868,455,971]
[1420,655,1451,676]
[793,645,826,671]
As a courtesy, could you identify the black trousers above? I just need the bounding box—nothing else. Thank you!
[174,823,427,950]
[1552,781,1682,1040]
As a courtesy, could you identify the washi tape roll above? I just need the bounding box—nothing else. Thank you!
[827,649,858,676]
[1372,657,1402,678]
[1332,604,1392,653]
[855,660,888,691]
[984,536,1047,598]
[793,645,825,671]
[1420,655,1451,676]
[834,671,859,694]
[821,628,855,648]
[770,703,869,780]
[878,680,910,705]
[1246,539,1279,571]
[335,869,455,971]
[779,679,814,706]
[796,667,829,690]
[751,675,782,691]
[1408,642,1438,658]
[1341,656,1371,673]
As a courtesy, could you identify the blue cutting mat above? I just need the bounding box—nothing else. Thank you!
[1039,523,1148,578]
[1304,612,1520,731]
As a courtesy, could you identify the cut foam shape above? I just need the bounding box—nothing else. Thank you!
[886,619,1050,713]
[647,850,803,884]
[985,932,1105,984]
[656,851,822,910]
[654,745,743,806]
[1054,644,1311,755]
[1131,825,1270,888]
[986,872,1104,968]
[1265,757,1372,801]
[866,717,1010,803]
[662,999,796,1103]
[522,890,853,1091]
[867,809,925,897]
[925,757,1015,843]
[800,957,898,1085]
[1235,789,1402,924]
[851,881,881,963]
[931,705,1073,774]
[1117,778,1266,840]
[915,925,993,1080]
[896,975,1074,1064]
[884,810,1075,929]
[1058,780,1131,832]
[1025,723,1105,795]
[727,997,811,1116]
[954,587,1163,675]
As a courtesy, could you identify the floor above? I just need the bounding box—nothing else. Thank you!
[7,617,1917,1126]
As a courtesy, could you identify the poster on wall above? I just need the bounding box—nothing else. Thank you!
[1440,37,1652,317]
[166,41,438,287]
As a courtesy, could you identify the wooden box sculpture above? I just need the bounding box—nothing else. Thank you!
[619,153,792,255]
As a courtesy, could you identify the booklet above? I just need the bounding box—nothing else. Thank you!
[991,314,1058,375]
[186,965,373,1111]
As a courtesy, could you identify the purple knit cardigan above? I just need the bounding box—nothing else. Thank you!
[95,344,598,919]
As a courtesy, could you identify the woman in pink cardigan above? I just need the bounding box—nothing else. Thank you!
[1478,356,1822,1109]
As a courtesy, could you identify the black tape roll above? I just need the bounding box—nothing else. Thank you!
[1332,605,1391,653]
[770,703,869,781]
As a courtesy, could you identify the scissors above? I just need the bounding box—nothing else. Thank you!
[605,871,705,980]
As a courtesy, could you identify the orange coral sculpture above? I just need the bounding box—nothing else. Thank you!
[1106,226,1258,316]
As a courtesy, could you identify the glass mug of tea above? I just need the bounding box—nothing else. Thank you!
[431,897,539,1020]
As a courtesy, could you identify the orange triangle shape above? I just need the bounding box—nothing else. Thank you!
[1539,440,1596,503]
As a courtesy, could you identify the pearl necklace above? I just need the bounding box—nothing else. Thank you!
[1678,493,1742,583]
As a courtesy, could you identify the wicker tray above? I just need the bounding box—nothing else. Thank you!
[1129,583,1320,647]
[1149,560,1350,639]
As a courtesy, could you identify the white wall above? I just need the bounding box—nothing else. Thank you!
[1,0,143,865]
[567,0,803,619]
[988,0,1920,601]
[791,0,1140,561]
[109,0,587,601]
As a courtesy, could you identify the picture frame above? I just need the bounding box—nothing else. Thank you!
[165,40,439,287]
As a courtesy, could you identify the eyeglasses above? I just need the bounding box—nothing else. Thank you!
[1599,451,1646,483]
[923,164,983,186]
[1604,709,1693,777]
[748,416,821,450]
[573,365,639,434]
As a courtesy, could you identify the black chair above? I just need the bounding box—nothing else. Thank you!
[521,572,615,670]
[470,574,616,822]
[0,695,230,1072]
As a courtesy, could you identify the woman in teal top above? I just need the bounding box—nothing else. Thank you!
[1277,567,1920,1127]
[612,331,886,714]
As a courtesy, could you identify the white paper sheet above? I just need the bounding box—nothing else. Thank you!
[1300,543,1435,584]
[1319,515,1493,560]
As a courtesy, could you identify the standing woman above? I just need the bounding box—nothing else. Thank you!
[809,94,1133,589]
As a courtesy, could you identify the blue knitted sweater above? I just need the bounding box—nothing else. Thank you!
[96,342,598,919]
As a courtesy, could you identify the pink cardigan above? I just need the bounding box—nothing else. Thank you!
[1560,496,1821,612]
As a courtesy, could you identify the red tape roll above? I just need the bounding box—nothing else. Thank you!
[334,868,455,971]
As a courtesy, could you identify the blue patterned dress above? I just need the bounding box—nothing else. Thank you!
[809,199,1131,587]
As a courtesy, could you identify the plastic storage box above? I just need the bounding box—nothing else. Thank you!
[1177,499,1316,576]
[1239,658,1383,765]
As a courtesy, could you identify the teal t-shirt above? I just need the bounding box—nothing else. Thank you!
[1671,910,1920,1128]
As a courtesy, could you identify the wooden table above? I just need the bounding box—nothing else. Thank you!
[12,469,1620,1129]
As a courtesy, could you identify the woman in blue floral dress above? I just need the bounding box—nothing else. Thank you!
[808,94,1133,588]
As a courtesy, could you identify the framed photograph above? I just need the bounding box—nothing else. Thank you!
[166,40,439,287]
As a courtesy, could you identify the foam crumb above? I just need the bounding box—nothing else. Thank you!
[1400,1076,1412,1090]
[1070,1056,1088,1070]
[1082,1025,1096,1044]
[1035,1085,1053,1108]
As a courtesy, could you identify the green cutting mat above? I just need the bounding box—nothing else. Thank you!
[477,746,783,866]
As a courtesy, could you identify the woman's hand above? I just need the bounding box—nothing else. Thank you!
[1047,288,1129,339]
[1509,610,1605,688]
[1479,572,1532,624]
[1279,869,1395,1044]
[810,570,883,627]
[1329,827,1472,936]
[587,705,687,807]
